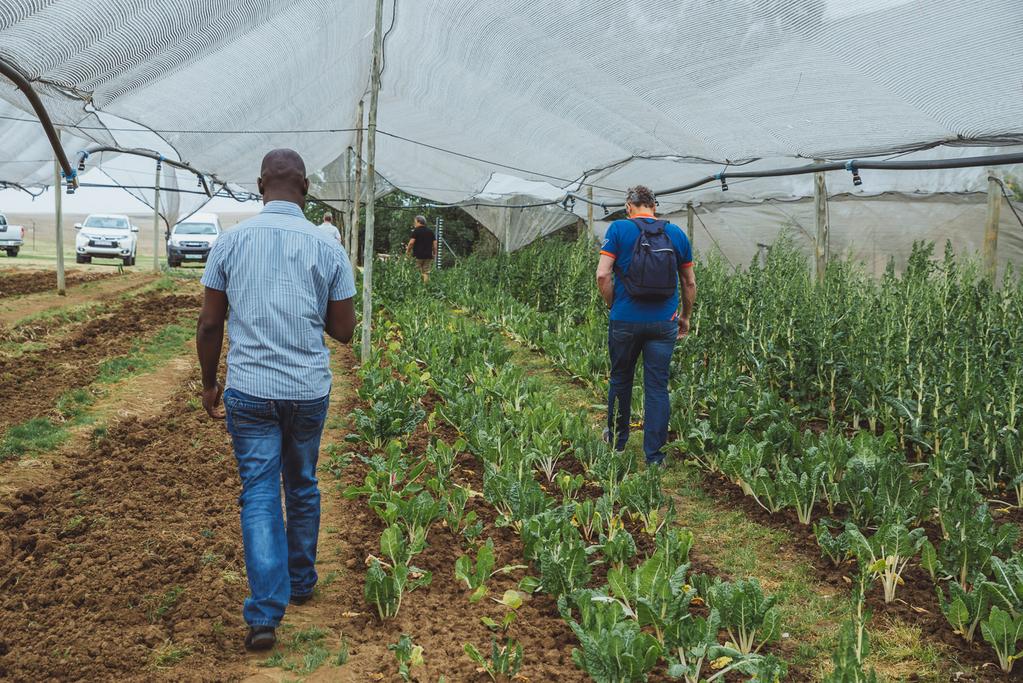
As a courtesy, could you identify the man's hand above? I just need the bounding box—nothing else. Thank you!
[677,317,691,339]
[202,381,225,419]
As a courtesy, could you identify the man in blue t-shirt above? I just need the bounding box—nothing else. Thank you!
[595,185,697,465]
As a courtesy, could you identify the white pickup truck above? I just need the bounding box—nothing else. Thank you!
[74,213,139,266]
[0,212,25,257]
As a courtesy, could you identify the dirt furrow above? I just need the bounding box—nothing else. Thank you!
[0,291,200,432]
[0,374,249,682]
[0,270,113,298]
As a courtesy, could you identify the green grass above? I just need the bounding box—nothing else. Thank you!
[96,323,192,383]
[144,586,185,623]
[0,417,68,461]
[259,626,336,676]
[151,641,191,668]
[0,388,98,461]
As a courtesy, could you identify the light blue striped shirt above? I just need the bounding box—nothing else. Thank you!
[201,201,356,400]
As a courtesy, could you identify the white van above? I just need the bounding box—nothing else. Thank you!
[167,213,222,267]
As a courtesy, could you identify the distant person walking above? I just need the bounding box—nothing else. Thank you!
[318,211,342,243]
[195,149,357,651]
[405,215,437,282]
[595,185,696,466]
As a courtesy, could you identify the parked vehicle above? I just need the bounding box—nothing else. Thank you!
[0,213,25,256]
[74,214,139,265]
[167,213,221,267]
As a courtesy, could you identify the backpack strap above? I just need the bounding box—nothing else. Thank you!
[629,217,666,234]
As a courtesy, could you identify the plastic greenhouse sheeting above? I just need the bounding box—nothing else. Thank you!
[1,0,1023,251]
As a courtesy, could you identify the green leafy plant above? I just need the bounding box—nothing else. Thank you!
[706,578,780,655]
[981,606,1023,673]
[844,521,926,604]
[388,634,424,682]
[454,538,526,602]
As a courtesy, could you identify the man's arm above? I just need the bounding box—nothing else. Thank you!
[677,265,697,338]
[325,298,357,343]
[196,287,228,418]
[432,237,438,259]
[596,254,615,308]
[405,237,414,256]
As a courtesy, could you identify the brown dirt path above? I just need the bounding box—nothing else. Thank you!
[0,269,113,297]
[0,270,158,326]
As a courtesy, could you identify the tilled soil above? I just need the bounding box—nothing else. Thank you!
[702,471,1010,682]
[0,382,248,683]
[0,291,200,431]
[0,270,113,297]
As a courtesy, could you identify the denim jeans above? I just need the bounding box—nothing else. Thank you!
[607,319,677,464]
[223,387,330,627]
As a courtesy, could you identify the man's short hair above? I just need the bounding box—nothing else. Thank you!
[626,185,656,209]
[414,215,427,227]
[322,212,333,223]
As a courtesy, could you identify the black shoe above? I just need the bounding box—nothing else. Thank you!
[245,626,276,651]
[290,592,313,606]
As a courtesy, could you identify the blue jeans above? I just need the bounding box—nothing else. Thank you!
[223,387,330,627]
[607,320,676,464]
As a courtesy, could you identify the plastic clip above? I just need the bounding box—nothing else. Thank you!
[77,150,89,172]
[716,172,728,192]
[845,160,862,187]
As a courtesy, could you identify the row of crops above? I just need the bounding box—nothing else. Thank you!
[346,266,799,681]
[400,236,1023,676]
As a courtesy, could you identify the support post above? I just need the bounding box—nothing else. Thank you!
[813,160,829,285]
[984,173,1001,280]
[686,202,695,246]
[53,155,66,295]
[152,159,162,273]
[360,0,384,360]
[586,186,594,239]
[352,100,365,267]
[344,146,353,251]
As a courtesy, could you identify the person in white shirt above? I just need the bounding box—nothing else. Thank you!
[317,211,341,243]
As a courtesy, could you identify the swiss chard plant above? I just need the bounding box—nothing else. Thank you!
[454,538,526,603]
[844,521,926,604]
[705,578,781,655]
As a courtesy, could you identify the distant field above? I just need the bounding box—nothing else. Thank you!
[0,212,258,271]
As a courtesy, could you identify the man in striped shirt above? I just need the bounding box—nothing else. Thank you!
[196,149,357,651]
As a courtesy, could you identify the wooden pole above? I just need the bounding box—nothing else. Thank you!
[152,159,162,273]
[344,146,353,251]
[686,202,695,246]
[352,100,364,267]
[984,173,1002,280]
[360,0,384,360]
[813,159,829,285]
[586,186,594,240]
[53,154,66,295]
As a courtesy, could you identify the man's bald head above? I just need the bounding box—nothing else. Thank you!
[257,149,310,206]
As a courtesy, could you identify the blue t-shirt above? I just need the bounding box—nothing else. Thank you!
[600,216,693,322]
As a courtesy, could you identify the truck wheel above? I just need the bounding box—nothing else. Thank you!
[6,247,18,257]
[168,258,180,268]
[123,255,134,267]
[76,254,91,264]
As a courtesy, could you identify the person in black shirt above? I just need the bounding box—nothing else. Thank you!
[405,215,437,282]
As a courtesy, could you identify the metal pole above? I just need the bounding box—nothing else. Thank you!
[813,159,829,285]
[353,100,365,267]
[53,154,66,295]
[360,0,384,360]
[152,159,162,273]
[984,173,1002,280]
[686,202,695,246]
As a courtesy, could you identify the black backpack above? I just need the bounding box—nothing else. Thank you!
[616,218,678,301]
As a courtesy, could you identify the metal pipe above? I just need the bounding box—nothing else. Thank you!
[76,145,215,197]
[0,57,78,192]
[361,0,384,360]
